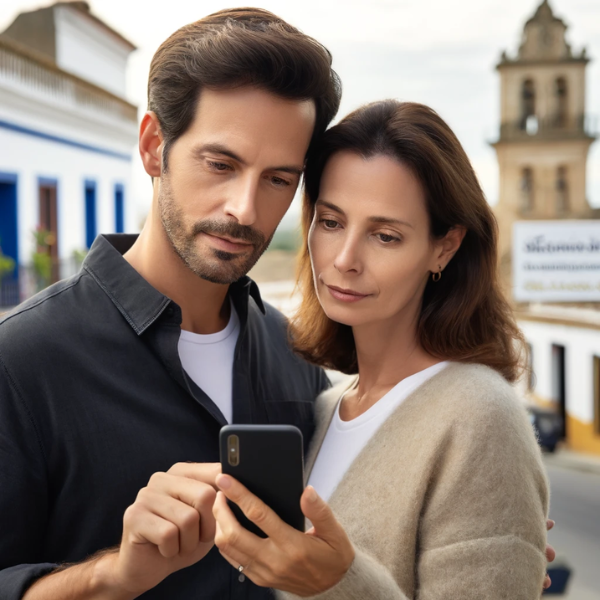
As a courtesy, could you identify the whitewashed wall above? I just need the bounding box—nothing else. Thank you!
[0,125,133,264]
[520,319,600,424]
[55,5,131,99]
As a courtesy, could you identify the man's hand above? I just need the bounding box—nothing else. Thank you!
[102,462,221,596]
[24,463,222,600]
[213,476,354,596]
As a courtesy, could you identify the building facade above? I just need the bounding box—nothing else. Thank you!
[0,1,137,306]
[493,0,600,455]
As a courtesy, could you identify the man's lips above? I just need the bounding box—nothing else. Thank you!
[202,232,254,253]
[325,284,370,303]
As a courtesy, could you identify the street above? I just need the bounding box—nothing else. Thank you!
[546,462,600,599]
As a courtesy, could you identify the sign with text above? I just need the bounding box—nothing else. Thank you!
[513,220,600,302]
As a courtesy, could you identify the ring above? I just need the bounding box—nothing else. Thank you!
[238,564,245,574]
[237,563,248,582]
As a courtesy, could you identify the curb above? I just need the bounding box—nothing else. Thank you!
[543,450,600,476]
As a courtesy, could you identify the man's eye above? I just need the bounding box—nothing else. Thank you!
[271,176,290,187]
[207,160,231,171]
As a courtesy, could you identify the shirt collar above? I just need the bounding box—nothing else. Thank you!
[83,234,265,335]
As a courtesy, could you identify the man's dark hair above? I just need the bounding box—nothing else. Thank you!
[148,7,342,169]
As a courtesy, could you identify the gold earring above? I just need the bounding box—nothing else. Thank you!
[432,266,442,282]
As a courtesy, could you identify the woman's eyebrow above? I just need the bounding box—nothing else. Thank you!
[316,199,345,214]
[317,200,414,229]
[368,216,414,229]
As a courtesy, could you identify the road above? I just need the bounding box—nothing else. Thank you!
[545,463,600,599]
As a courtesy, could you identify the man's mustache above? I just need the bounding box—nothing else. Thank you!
[191,219,265,247]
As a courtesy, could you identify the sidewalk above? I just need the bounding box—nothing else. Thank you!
[544,448,600,475]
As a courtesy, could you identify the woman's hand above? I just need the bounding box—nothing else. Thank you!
[212,475,355,596]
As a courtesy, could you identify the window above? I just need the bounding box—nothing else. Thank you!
[520,79,536,130]
[556,166,568,214]
[555,77,568,127]
[85,181,97,249]
[115,184,125,233]
[520,167,534,212]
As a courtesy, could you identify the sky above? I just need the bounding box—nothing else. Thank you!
[2,0,600,228]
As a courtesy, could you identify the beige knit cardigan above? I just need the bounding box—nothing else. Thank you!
[278,362,549,600]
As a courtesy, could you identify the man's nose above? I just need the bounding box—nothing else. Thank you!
[223,175,259,226]
[333,233,363,275]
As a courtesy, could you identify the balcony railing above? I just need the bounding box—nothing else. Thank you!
[497,114,598,142]
[0,37,137,124]
[0,258,83,309]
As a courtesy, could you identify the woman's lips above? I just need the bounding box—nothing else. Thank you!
[325,284,370,303]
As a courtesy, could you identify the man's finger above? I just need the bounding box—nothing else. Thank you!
[546,519,555,532]
[124,504,181,558]
[543,573,552,590]
[145,473,217,542]
[167,462,222,488]
[300,486,345,545]
[216,474,285,539]
[137,488,201,554]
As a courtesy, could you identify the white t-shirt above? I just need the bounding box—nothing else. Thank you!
[308,361,449,501]
[177,301,240,424]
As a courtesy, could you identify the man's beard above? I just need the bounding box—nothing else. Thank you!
[158,179,272,284]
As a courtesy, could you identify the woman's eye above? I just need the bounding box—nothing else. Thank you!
[377,233,400,243]
[321,219,339,229]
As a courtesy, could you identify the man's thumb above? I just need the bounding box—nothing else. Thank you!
[301,486,342,542]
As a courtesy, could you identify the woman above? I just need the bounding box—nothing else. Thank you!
[212,101,550,599]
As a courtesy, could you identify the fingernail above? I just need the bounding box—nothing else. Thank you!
[217,475,232,490]
[306,486,317,502]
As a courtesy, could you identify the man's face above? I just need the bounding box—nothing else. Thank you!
[157,86,316,284]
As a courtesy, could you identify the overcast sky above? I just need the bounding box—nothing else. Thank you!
[2,0,600,227]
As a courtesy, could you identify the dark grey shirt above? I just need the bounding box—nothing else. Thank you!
[0,234,328,600]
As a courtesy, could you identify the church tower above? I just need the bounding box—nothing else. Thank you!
[492,0,597,265]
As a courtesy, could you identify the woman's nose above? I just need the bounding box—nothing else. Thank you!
[333,235,363,275]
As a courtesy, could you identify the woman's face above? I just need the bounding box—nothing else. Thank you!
[309,151,444,329]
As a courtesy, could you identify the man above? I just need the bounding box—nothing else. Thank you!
[0,8,341,599]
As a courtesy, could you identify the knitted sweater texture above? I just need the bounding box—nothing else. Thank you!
[278,362,549,600]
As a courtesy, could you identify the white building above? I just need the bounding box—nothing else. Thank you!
[0,1,137,306]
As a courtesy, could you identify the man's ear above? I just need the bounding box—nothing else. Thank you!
[433,226,467,271]
[139,112,164,178]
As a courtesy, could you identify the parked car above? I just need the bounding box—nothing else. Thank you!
[526,405,562,453]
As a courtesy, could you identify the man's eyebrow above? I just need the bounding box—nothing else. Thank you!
[193,143,303,177]
[317,199,414,229]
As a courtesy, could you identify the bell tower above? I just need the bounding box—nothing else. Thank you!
[492,0,597,265]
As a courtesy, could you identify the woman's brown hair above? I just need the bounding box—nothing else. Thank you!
[291,100,525,382]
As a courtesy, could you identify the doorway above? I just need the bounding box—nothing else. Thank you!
[0,175,18,306]
[551,344,567,438]
[38,180,59,284]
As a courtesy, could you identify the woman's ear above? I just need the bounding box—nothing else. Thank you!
[434,226,467,271]
[139,112,164,178]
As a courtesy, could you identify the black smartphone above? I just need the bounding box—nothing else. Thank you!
[219,424,305,538]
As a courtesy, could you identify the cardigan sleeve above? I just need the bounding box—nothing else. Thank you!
[276,549,410,600]
[414,385,550,599]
